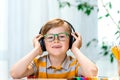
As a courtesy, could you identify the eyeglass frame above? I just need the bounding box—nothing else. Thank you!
[43,32,70,42]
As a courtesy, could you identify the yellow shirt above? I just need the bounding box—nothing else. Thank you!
[31,55,81,78]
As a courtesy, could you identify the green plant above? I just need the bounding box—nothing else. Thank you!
[57,0,94,16]
[98,0,120,37]
[57,0,120,63]
[86,38,114,63]
[87,0,120,63]
[99,0,120,62]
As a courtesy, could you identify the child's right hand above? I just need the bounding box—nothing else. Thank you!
[32,34,43,55]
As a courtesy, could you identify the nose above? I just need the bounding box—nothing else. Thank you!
[54,36,59,43]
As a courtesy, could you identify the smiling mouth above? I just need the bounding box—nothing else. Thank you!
[52,45,62,48]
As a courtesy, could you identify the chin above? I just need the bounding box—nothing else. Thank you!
[49,51,66,55]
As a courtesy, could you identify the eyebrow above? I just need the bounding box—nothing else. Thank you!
[45,32,67,35]
[44,32,69,37]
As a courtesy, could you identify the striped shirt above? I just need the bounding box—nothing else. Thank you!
[31,54,81,78]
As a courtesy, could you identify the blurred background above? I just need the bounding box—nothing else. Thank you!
[0,0,119,79]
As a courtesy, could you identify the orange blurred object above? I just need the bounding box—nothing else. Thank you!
[111,46,120,60]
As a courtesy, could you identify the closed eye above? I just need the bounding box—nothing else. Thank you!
[59,35,66,38]
[47,36,54,39]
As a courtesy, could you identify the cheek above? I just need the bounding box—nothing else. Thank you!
[44,39,70,50]
[65,41,69,46]
[44,42,50,49]
[63,40,70,49]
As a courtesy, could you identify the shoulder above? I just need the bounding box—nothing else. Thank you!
[67,55,80,66]
[68,55,77,62]
[33,54,47,63]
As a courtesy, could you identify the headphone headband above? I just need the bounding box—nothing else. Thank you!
[64,20,75,33]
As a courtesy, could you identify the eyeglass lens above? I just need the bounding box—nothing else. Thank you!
[44,32,69,42]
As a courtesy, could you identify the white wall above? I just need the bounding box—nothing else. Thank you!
[0,0,8,79]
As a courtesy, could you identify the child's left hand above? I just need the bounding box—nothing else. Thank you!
[71,32,82,50]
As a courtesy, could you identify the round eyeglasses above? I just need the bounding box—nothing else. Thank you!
[44,32,69,42]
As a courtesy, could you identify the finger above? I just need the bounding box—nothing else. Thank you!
[75,32,82,40]
[75,32,82,41]
[75,32,82,47]
[35,34,44,40]
[71,32,79,39]
[36,34,43,38]
[71,32,82,47]
[33,34,43,44]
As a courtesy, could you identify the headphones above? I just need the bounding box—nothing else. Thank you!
[39,20,75,51]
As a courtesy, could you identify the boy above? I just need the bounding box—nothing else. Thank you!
[10,18,98,79]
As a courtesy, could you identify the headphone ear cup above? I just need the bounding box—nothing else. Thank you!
[69,36,75,49]
[64,20,75,49]
[39,38,46,51]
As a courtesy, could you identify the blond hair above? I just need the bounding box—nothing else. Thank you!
[39,18,72,35]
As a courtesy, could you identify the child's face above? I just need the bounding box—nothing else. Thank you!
[44,26,70,56]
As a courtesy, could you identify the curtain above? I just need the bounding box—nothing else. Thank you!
[0,0,8,80]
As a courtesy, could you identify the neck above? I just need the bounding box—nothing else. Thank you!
[48,54,67,67]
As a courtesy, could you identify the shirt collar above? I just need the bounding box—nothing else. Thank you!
[46,55,52,68]
[62,56,71,70]
[46,55,71,70]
